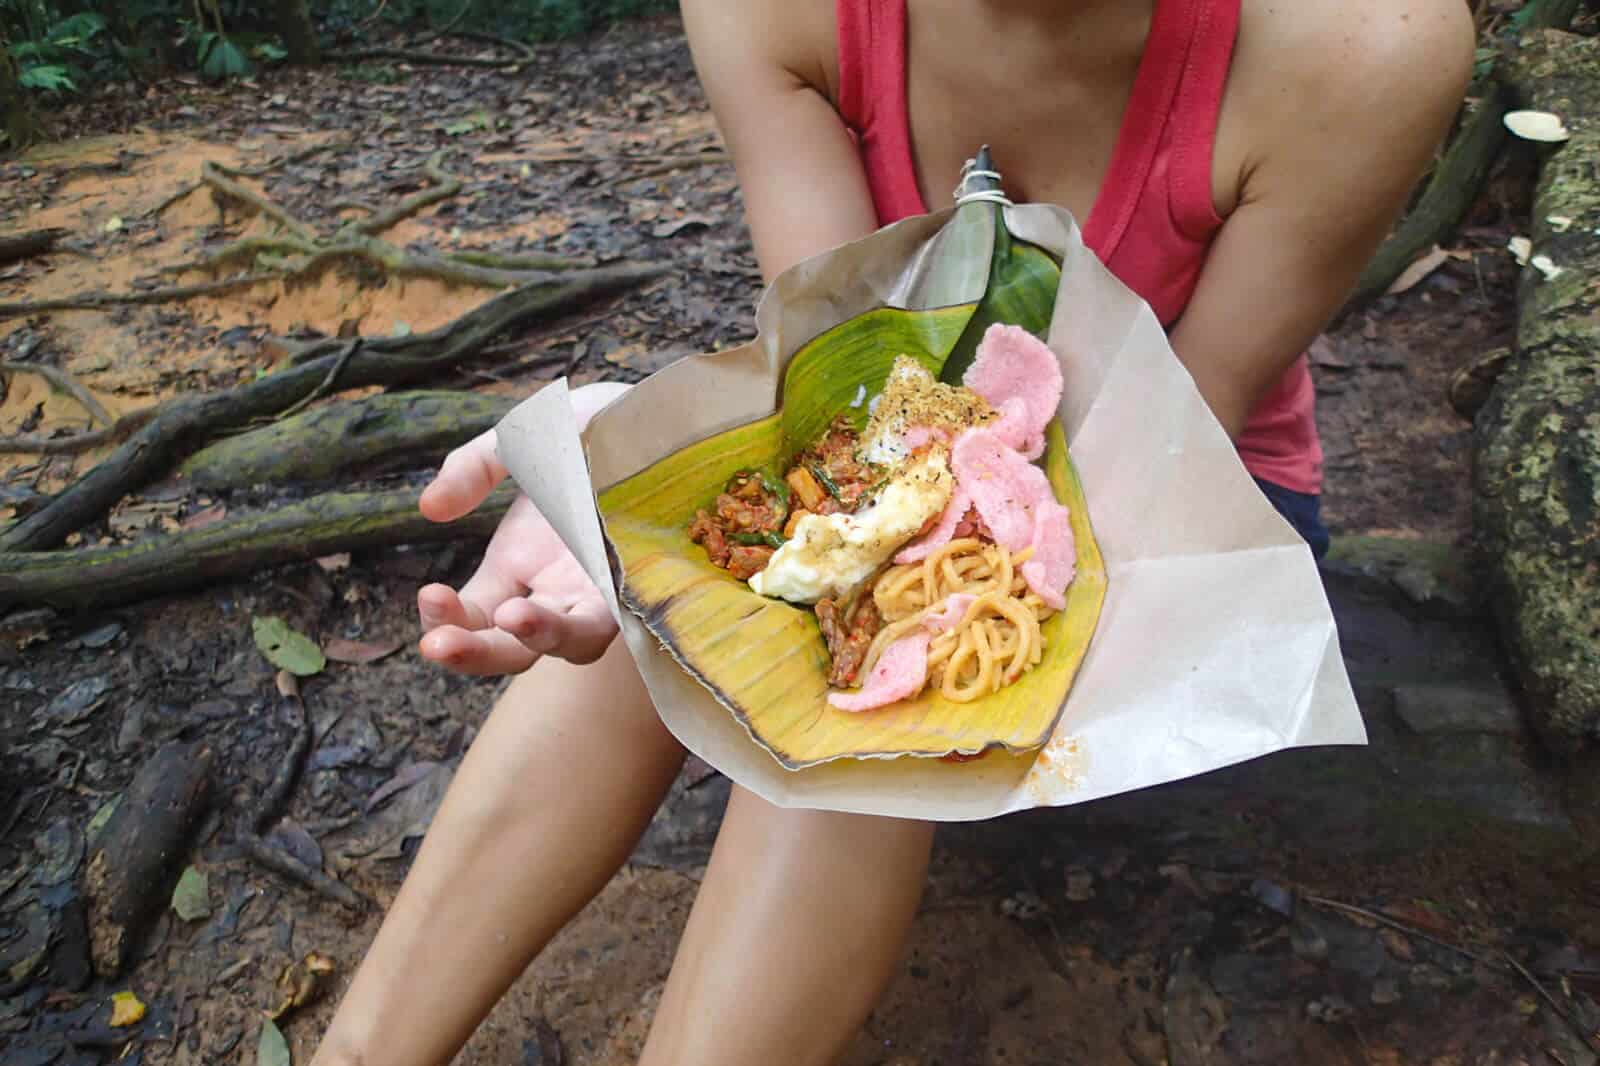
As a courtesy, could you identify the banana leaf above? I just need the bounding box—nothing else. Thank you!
[494,147,1365,821]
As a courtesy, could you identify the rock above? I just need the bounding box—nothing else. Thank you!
[1321,535,1476,617]
[1392,682,1524,736]
[1485,29,1600,756]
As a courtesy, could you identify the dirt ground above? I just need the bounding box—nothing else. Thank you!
[2,16,1594,1066]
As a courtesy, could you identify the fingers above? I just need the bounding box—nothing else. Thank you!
[420,430,507,523]
[417,583,492,633]
[417,624,540,677]
[494,595,618,666]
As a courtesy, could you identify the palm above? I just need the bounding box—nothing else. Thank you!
[415,390,628,676]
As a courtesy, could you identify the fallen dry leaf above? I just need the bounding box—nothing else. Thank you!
[316,552,352,572]
[268,951,337,1021]
[109,989,146,1027]
[1508,236,1533,266]
[180,503,227,530]
[1385,245,1452,295]
[323,637,404,665]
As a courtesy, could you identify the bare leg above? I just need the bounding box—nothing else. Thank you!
[639,787,935,1066]
[311,638,685,1066]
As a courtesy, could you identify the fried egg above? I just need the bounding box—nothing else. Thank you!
[748,450,954,604]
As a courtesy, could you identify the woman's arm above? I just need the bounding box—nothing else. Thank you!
[681,0,879,281]
[1170,0,1476,437]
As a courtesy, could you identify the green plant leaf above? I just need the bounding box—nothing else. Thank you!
[201,37,253,80]
[938,202,1062,384]
[20,65,76,93]
[170,865,210,922]
[252,616,326,676]
[257,1018,291,1066]
[87,794,121,843]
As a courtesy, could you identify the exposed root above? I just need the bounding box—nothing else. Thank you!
[353,152,461,235]
[0,275,279,320]
[0,361,113,428]
[0,406,159,456]
[324,46,524,69]
[200,160,319,242]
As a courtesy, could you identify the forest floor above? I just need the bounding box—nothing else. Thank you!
[2,16,1594,1066]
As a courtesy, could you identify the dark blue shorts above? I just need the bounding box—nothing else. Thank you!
[1254,478,1331,559]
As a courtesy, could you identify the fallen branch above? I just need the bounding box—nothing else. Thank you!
[83,741,215,978]
[0,484,515,609]
[0,228,69,266]
[179,390,518,491]
[240,673,367,911]
[0,265,659,553]
[0,361,113,427]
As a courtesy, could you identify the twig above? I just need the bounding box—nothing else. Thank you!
[0,275,278,320]
[274,339,362,420]
[1500,950,1600,1055]
[0,361,113,427]
[238,672,367,911]
[1302,894,1498,969]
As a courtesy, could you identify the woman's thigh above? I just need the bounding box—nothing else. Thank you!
[640,786,935,1066]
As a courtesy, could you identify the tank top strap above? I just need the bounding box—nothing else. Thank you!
[836,0,906,137]
[1084,0,1240,254]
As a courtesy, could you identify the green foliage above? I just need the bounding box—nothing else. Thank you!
[2,0,674,105]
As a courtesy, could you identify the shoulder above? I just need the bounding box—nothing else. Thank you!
[1236,0,1475,140]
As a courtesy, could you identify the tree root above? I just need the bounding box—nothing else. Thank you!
[0,361,113,428]
[0,266,660,552]
[178,390,518,491]
[324,46,523,69]
[0,405,158,456]
[447,248,596,271]
[0,275,279,321]
[0,484,516,609]
[240,674,368,911]
[0,228,69,266]
[354,152,461,235]
[201,160,318,241]
[13,151,583,321]
[149,138,353,218]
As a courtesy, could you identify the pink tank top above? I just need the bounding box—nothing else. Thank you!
[836,0,1323,494]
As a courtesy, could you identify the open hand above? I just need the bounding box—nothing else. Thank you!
[415,383,629,676]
